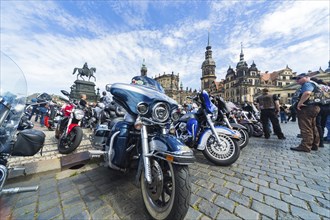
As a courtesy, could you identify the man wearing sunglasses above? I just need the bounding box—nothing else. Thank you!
[290,73,320,152]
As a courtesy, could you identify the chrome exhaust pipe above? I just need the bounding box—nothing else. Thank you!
[0,186,39,195]
[0,164,8,191]
[0,165,39,195]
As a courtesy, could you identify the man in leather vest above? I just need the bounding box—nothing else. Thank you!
[290,73,320,152]
[256,88,286,140]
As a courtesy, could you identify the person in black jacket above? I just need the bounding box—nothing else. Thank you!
[79,94,88,108]
[256,88,285,140]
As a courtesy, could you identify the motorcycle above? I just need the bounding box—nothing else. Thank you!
[172,90,240,166]
[214,97,249,149]
[17,106,34,130]
[44,100,60,131]
[55,90,84,154]
[89,102,125,149]
[237,109,263,137]
[86,75,195,219]
[0,51,45,195]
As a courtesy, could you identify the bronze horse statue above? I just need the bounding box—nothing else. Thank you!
[72,67,96,81]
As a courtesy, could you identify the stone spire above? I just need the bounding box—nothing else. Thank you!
[140,59,147,76]
[201,31,216,91]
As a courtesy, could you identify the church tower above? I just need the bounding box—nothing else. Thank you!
[140,59,147,76]
[236,42,249,77]
[201,32,216,91]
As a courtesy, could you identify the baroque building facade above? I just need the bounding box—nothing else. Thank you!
[222,44,297,104]
[139,62,196,105]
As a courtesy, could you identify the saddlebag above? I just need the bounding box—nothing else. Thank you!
[12,129,45,156]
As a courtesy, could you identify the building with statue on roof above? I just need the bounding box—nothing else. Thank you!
[139,61,196,105]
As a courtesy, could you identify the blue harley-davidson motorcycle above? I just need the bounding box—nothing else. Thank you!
[89,76,195,220]
[173,90,240,166]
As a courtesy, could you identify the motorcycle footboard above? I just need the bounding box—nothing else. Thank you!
[60,151,91,170]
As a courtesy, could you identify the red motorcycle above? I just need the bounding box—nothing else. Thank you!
[55,90,84,154]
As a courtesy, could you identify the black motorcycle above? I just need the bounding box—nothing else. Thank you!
[0,52,45,195]
[85,76,195,219]
[17,107,34,130]
[214,97,249,149]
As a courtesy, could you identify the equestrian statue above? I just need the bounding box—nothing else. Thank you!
[72,62,96,81]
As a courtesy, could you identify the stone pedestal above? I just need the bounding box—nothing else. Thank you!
[70,80,99,103]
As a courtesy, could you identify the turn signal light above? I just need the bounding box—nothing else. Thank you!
[166,155,174,162]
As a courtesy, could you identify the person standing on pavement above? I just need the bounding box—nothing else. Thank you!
[279,104,288,123]
[290,73,320,152]
[310,77,330,148]
[256,88,286,140]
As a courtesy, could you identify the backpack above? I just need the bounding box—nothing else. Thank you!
[307,81,330,105]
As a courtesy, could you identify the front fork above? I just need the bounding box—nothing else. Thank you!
[205,113,223,145]
[65,117,73,135]
[141,125,152,184]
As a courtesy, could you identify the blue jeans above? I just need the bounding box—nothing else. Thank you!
[39,107,47,126]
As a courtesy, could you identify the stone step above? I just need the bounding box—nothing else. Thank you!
[8,127,94,167]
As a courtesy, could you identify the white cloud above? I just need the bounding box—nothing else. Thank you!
[1,0,329,97]
[260,1,329,37]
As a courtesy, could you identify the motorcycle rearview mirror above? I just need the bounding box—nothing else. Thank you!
[61,90,70,97]
[59,96,69,102]
[105,84,112,92]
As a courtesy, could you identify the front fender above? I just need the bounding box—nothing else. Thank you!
[149,134,195,165]
[230,123,247,130]
[197,126,240,150]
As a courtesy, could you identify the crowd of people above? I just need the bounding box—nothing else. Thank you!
[253,73,329,153]
[28,74,330,153]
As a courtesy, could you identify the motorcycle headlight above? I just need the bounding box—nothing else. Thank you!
[136,102,149,115]
[74,109,84,120]
[212,106,218,121]
[152,102,169,123]
[171,109,180,122]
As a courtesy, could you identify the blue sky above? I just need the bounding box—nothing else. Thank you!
[1,0,329,96]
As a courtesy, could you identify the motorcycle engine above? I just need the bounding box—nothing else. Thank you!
[177,122,190,143]
[178,122,187,132]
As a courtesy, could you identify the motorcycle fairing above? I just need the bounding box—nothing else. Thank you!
[197,126,240,150]
[110,83,177,116]
[201,90,217,114]
[149,134,195,165]
[186,118,198,141]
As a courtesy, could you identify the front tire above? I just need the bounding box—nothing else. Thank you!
[141,159,191,220]
[58,126,83,154]
[202,133,240,166]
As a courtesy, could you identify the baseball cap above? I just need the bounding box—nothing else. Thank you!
[292,73,308,80]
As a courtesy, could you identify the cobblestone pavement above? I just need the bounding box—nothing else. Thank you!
[1,122,329,220]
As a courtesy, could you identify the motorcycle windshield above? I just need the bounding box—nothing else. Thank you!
[110,83,177,116]
[131,75,165,93]
[0,52,27,153]
[201,90,217,114]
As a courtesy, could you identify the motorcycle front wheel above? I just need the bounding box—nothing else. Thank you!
[202,133,240,166]
[141,159,191,220]
[58,126,83,154]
